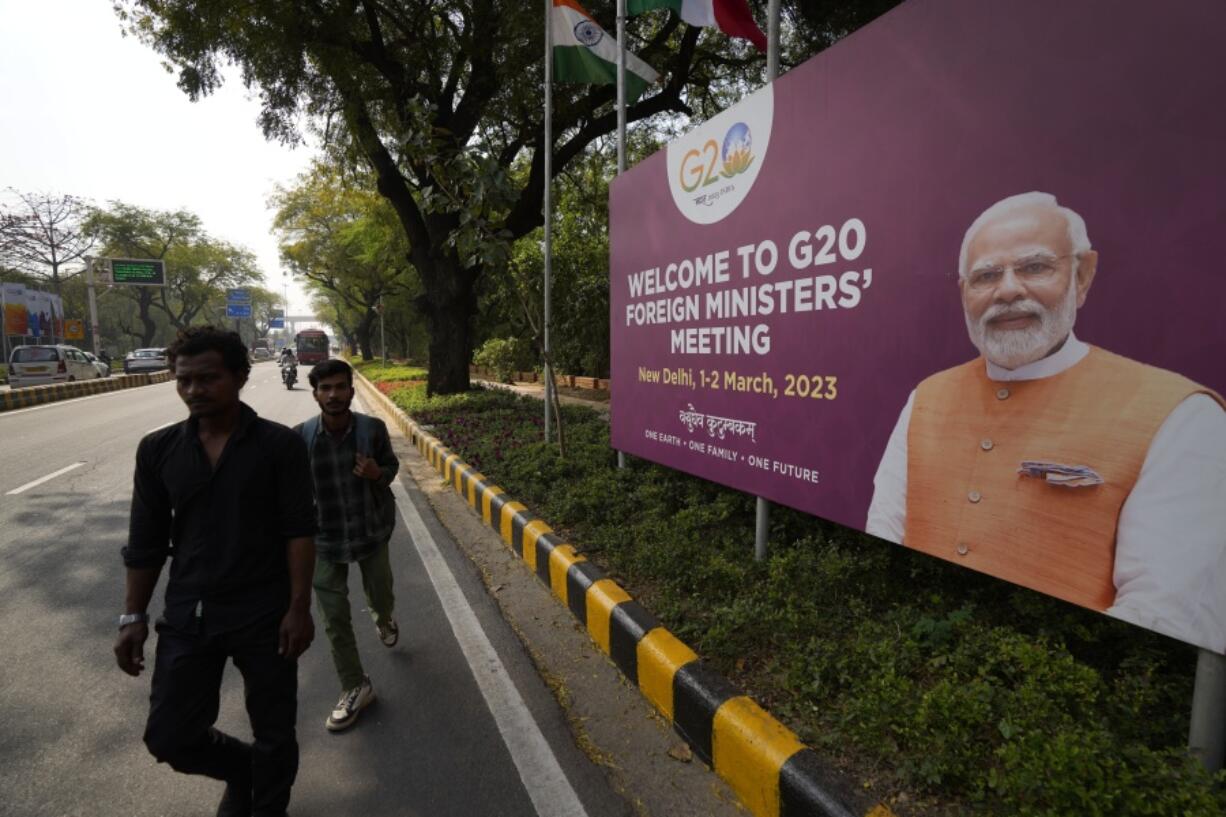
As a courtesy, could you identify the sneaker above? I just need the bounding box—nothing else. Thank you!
[326,677,375,732]
[376,617,399,648]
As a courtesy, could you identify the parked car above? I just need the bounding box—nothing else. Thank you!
[124,348,169,375]
[7,345,103,388]
[84,351,111,378]
[253,346,272,361]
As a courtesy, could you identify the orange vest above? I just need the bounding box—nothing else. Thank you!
[906,346,1223,611]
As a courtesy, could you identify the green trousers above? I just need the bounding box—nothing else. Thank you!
[313,538,395,691]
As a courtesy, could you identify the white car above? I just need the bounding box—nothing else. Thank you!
[7,345,103,388]
[124,348,169,375]
[84,351,111,378]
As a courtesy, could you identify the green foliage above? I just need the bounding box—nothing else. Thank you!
[473,337,536,382]
[350,358,427,385]
[381,384,1226,815]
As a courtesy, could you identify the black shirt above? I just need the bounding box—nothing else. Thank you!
[124,403,316,633]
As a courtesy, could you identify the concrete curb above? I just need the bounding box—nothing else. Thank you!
[0,370,174,412]
[354,372,896,817]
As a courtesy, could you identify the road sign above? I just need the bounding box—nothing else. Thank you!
[226,303,252,318]
[64,319,85,340]
[109,259,165,286]
[269,318,285,328]
[226,288,251,304]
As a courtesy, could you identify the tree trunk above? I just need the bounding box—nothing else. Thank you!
[419,272,475,395]
[138,289,157,347]
[356,310,376,361]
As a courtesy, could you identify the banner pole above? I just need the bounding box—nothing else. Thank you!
[543,0,554,444]
[753,0,783,561]
[1188,648,1226,773]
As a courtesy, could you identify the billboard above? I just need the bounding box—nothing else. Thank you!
[2,283,28,336]
[609,0,1226,652]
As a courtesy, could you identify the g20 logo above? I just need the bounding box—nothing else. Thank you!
[666,84,772,225]
[678,122,754,193]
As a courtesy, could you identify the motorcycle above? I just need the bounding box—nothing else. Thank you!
[281,360,298,389]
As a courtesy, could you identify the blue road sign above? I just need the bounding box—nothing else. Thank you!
[269,317,285,328]
[226,303,252,318]
[226,288,251,303]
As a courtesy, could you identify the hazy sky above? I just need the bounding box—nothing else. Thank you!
[0,0,318,313]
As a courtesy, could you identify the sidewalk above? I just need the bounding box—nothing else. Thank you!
[474,378,610,417]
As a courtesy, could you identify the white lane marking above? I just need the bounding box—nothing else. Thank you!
[7,462,86,495]
[391,480,591,817]
[0,381,177,419]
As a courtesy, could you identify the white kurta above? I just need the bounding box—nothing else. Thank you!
[866,334,1226,653]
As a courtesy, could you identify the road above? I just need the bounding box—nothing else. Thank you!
[0,362,633,817]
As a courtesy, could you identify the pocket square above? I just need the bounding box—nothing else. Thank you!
[1018,460,1104,488]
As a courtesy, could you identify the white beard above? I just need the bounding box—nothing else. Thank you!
[965,276,1078,370]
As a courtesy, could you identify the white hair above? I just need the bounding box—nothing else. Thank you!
[958,192,1092,279]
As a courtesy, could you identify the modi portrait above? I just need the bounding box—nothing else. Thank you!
[867,192,1226,652]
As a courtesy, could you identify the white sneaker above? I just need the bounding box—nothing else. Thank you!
[326,677,375,732]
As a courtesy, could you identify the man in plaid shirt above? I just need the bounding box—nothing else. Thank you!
[294,359,400,731]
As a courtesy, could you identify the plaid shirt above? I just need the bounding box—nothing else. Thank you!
[301,414,397,563]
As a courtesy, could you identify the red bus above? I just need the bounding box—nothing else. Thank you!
[295,329,329,365]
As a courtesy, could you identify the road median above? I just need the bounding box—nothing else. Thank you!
[0,370,174,412]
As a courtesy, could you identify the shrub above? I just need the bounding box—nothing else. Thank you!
[473,336,536,382]
[383,383,1226,815]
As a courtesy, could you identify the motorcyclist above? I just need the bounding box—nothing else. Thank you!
[280,347,298,387]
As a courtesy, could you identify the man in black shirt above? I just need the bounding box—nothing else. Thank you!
[114,326,317,817]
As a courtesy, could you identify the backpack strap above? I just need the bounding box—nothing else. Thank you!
[353,412,376,454]
[298,415,322,450]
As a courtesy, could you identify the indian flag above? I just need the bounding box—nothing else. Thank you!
[628,0,767,53]
[553,0,660,102]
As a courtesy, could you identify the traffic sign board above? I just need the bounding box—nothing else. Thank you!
[64,319,85,340]
[269,318,285,328]
[226,288,251,304]
[226,303,252,318]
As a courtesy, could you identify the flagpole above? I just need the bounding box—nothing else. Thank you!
[543,0,554,444]
[767,0,781,80]
[614,0,629,469]
[617,0,627,175]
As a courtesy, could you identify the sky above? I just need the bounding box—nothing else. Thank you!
[0,0,318,315]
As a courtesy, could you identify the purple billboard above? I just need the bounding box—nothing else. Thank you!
[609,0,1226,652]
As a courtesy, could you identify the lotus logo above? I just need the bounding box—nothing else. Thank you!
[720,123,754,178]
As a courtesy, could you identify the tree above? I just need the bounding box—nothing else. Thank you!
[271,162,414,360]
[117,0,898,393]
[85,203,203,347]
[158,237,262,331]
[0,190,96,298]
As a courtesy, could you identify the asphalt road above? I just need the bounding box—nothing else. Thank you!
[0,362,632,817]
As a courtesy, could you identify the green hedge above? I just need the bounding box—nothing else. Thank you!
[386,382,1225,815]
[350,358,427,385]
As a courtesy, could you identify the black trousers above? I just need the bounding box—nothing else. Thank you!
[143,612,298,817]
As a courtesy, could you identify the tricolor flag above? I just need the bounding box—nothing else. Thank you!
[628,0,768,53]
[552,0,660,102]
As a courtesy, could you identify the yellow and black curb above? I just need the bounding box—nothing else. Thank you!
[0,370,175,412]
[354,373,895,817]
